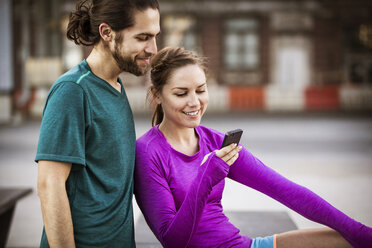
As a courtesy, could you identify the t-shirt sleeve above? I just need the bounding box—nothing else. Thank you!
[35,82,87,166]
[228,147,372,248]
[134,143,229,248]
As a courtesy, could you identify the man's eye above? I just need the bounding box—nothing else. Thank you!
[136,36,148,41]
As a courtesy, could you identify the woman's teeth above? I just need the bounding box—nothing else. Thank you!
[184,110,199,116]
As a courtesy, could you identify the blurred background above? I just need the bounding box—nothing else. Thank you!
[0,0,372,247]
[1,0,372,119]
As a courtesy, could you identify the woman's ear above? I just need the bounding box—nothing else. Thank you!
[151,86,162,105]
[99,23,112,42]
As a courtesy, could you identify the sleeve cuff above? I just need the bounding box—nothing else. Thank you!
[206,152,230,178]
[35,153,86,166]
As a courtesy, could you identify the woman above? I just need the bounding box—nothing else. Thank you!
[134,47,372,248]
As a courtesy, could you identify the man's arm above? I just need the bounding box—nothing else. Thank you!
[37,160,75,248]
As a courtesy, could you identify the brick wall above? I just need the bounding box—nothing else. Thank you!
[260,14,271,85]
[313,15,343,85]
[200,17,222,84]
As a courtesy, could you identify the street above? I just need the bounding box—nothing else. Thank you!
[1,113,372,247]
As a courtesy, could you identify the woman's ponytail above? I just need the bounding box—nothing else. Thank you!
[151,104,164,127]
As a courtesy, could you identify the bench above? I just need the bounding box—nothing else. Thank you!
[135,211,298,247]
[0,188,33,247]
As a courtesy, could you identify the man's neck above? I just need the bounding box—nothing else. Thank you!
[86,45,121,87]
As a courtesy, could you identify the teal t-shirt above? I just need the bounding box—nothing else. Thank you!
[35,60,136,247]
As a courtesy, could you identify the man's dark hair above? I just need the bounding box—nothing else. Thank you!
[66,0,159,46]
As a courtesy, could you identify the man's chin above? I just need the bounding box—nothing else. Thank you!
[128,72,143,77]
[132,68,148,77]
[123,61,148,76]
[137,60,151,72]
[121,65,147,76]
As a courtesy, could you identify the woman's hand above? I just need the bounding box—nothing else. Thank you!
[215,143,242,166]
[201,143,242,166]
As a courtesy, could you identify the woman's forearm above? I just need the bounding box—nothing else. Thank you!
[228,148,372,248]
[136,152,229,248]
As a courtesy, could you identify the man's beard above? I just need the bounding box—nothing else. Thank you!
[111,34,149,76]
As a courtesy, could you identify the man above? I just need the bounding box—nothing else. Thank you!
[35,0,160,247]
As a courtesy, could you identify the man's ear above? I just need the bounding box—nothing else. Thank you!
[99,23,112,42]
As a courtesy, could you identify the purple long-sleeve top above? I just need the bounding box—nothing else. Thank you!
[134,125,372,248]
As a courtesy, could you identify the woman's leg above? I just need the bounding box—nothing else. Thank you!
[276,228,352,248]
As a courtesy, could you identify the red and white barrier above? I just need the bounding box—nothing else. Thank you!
[27,84,372,118]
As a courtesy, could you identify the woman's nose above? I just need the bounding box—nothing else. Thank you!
[187,93,200,107]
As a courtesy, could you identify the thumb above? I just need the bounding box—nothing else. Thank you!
[201,152,212,166]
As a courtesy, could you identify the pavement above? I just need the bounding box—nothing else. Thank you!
[1,113,372,247]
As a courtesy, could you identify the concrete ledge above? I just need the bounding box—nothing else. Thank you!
[340,87,372,111]
[207,86,229,113]
[0,95,12,124]
[27,85,372,117]
[266,86,304,111]
[126,87,150,114]
[135,211,297,247]
[0,188,33,247]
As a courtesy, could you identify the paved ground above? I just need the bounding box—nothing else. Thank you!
[1,113,372,247]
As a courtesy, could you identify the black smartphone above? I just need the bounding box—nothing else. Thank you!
[221,129,243,148]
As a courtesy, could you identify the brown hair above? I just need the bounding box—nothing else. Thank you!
[150,47,208,126]
[66,0,159,46]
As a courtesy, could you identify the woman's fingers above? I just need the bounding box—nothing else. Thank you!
[222,146,242,165]
[215,143,236,158]
[226,152,239,166]
[215,143,242,166]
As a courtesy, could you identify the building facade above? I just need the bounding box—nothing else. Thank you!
[157,0,372,111]
[1,0,372,123]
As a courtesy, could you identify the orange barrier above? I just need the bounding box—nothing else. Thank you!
[229,86,265,111]
[305,85,339,110]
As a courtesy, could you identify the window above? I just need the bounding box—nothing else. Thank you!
[224,19,259,70]
[344,24,372,85]
[162,15,199,53]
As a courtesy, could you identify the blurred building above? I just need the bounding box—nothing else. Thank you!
[158,0,372,112]
[1,0,372,123]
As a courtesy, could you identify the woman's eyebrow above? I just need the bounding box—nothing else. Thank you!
[171,83,206,90]
[171,87,188,90]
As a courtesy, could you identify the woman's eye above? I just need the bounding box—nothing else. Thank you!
[196,90,206,94]
[175,93,187,97]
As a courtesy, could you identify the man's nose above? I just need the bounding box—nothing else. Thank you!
[145,38,157,55]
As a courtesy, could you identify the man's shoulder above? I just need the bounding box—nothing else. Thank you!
[47,80,84,101]
[47,61,92,98]
[54,61,90,86]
